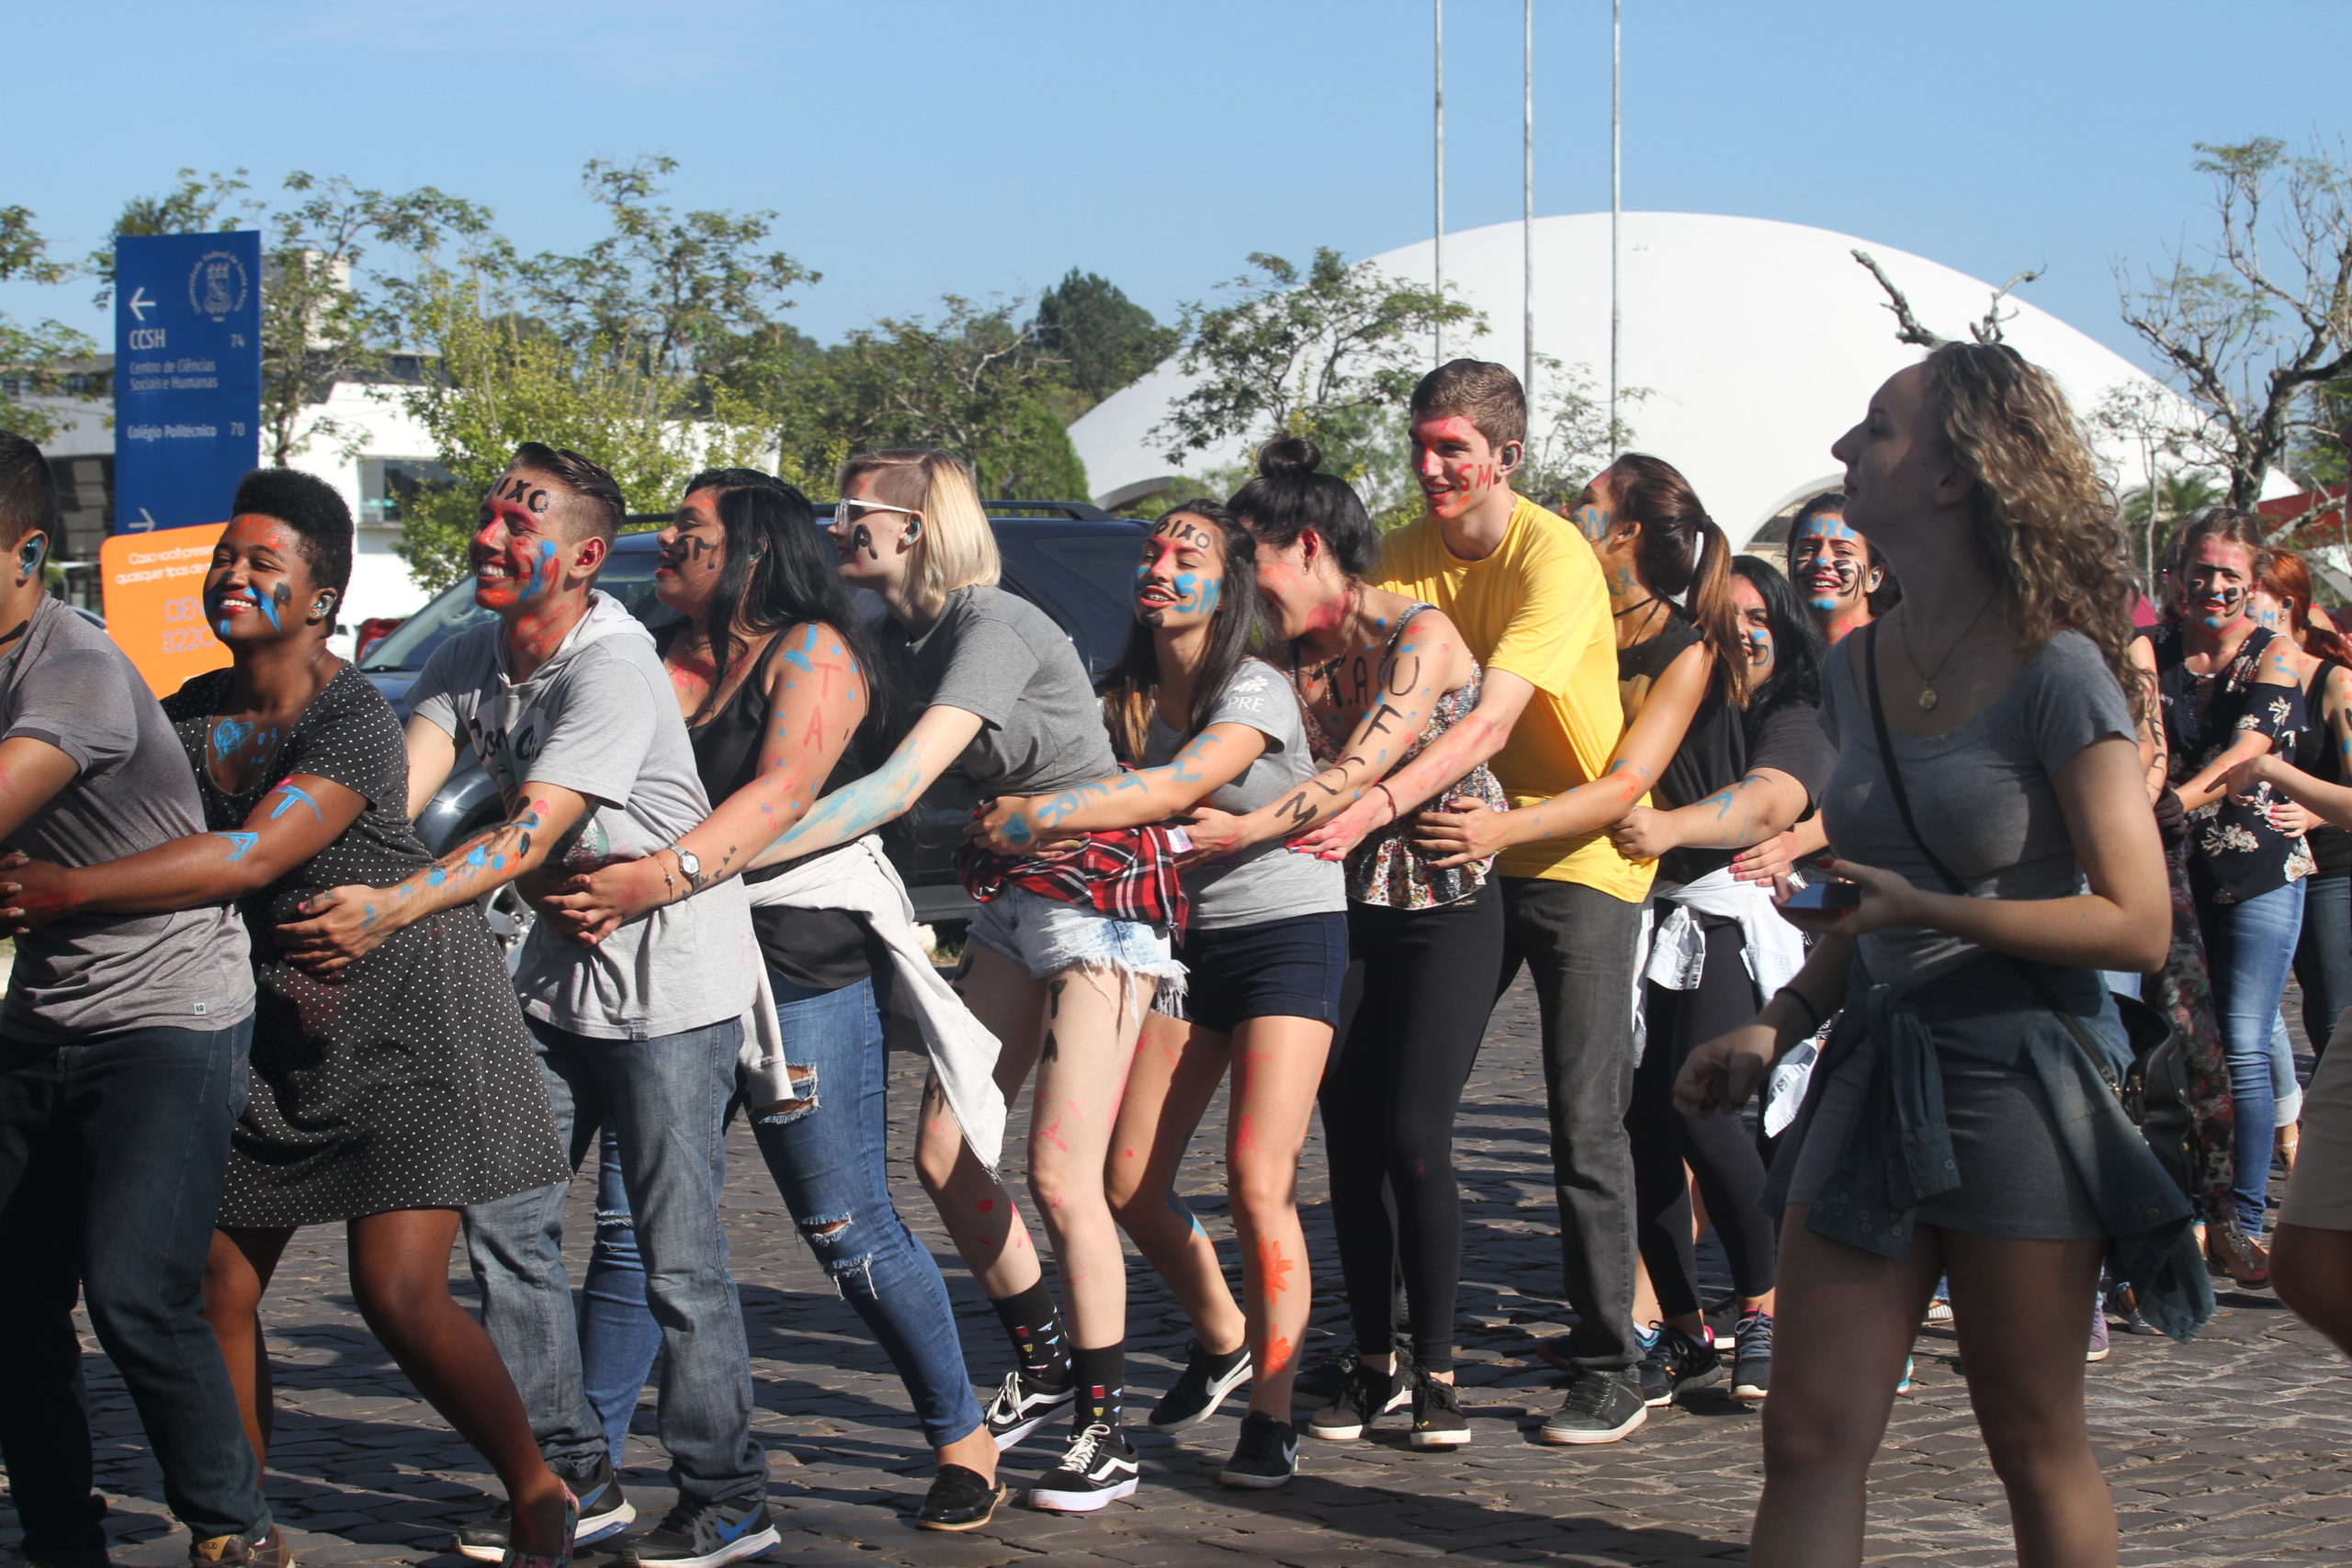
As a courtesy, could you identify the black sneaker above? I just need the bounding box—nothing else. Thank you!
[1538,1370,1648,1445]
[457,1456,634,1561]
[1635,1324,1721,1408]
[1219,1411,1299,1489]
[1731,1310,1772,1404]
[618,1495,779,1568]
[1306,1359,1408,1441]
[1028,1423,1140,1512]
[1408,1371,1470,1449]
[982,1366,1076,1450]
[913,1463,1008,1531]
[1295,1335,1411,1404]
[1148,1338,1252,1433]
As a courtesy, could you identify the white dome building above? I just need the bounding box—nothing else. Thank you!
[1072,211,2219,546]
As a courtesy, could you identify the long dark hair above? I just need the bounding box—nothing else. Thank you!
[1610,452,1746,705]
[695,481,892,753]
[1731,555,1824,716]
[1228,435,1381,581]
[1099,499,1264,765]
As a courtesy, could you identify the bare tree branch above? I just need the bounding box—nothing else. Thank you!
[1852,250,1947,348]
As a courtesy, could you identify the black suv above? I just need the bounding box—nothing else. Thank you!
[356,502,1147,945]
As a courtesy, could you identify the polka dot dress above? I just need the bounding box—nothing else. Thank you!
[165,664,569,1228]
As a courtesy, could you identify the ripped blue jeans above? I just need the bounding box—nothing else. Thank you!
[578,974,984,1450]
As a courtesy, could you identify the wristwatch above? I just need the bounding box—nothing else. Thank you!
[669,845,702,886]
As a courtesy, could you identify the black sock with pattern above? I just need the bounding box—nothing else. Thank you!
[1071,1341,1125,1431]
[989,1280,1070,1387]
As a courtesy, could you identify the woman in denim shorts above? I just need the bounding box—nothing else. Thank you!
[971,496,1349,1489]
[752,449,1180,1515]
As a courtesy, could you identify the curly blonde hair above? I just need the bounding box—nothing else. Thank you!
[1920,342,2146,717]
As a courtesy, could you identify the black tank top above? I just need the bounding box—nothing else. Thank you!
[2298,658,2352,880]
[672,626,879,992]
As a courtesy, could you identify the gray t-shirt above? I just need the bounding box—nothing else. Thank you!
[1146,659,1346,929]
[409,591,757,1040]
[912,586,1118,795]
[1820,629,2136,987]
[0,598,253,1040]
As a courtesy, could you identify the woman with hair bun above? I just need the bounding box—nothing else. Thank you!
[1180,435,1506,1456]
[1676,343,2194,1568]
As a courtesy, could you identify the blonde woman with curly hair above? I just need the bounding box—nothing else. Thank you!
[1675,343,2199,1568]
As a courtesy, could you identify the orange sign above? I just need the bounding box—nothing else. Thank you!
[101,525,231,697]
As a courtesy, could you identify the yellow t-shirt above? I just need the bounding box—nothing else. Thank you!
[1377,495,1651,900]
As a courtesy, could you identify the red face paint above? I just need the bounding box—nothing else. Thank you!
[1409,413,1509,522]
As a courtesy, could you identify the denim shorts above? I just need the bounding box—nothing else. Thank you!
[1165,911,1349,1035]
[967,886,1183,994]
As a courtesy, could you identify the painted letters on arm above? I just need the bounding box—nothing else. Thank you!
[972,722,1269,853]
[741,703,987,873]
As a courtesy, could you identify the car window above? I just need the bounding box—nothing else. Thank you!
[358,545,673,671]
[1023,534,1145,678]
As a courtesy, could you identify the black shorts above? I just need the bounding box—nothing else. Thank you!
[1169,911,1350,1035]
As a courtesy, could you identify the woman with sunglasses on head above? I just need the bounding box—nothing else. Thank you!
[544,468,1014,1531]
[966,497,1349,1490]
[1606,556,1832,1411]
[1174,436,1502,1453]
[728,449,1181,1515]
[0,469,575,1566]
[1676,344,2194,1568]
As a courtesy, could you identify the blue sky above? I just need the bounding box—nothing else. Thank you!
[7,0,2347,373]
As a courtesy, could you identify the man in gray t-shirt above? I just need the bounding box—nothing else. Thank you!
[0,436,276,1562]
[278,444,774,1556]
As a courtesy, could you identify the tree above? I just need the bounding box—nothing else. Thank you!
[778,295,1086,499]
[1033,269,1176,412]
[98,168,492,466]
[1151,248,1484,479]
[0,207,96,442]
[2119,138,2352,519]
[1515,354,1645,516]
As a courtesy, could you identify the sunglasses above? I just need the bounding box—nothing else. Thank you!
[836,499,920,531]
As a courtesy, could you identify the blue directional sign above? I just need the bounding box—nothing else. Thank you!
[113,231,262,533]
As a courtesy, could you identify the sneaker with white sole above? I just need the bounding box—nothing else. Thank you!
[1306,1359,1408,1440]
[1635,1324,1721,1408]
[455,1455,633,1561]
[617,1495,778,1568]
[1148,1338,1251,1433]
[1408,1371,1470,1448]
[1538,1370,1646,1445]
[1028,1423,1140,1512]
[1218,1411,1298,1489]
[1731,1310,1772,1404]
[982,1367,1076,1450]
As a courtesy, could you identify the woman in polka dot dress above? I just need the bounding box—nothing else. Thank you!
[0,470,575,1565]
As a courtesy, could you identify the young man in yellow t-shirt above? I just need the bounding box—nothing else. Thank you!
[1298,359,1654,1444]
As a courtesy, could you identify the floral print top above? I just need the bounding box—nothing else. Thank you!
[1294,604,1510,909]
[2147,621,2312,906]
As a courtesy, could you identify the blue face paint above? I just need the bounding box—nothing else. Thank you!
[425,866,447,886]
[211,719,253,758]
[266,782,322,821]
[215,831,258,861]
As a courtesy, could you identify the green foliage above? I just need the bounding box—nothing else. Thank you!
[0,206,95,443]
[1152,248,1485,480]
[1034,268,1176,412]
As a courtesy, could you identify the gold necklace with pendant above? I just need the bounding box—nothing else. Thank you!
[1902,595,1996,711]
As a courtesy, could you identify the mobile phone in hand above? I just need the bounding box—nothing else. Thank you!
[1784,880,1861,913]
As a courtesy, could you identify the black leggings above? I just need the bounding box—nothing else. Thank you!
[1320,883,1503,1375]
[1627,916,1777,1319]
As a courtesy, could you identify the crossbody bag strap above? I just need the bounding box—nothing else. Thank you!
[1861,626,2113,1071]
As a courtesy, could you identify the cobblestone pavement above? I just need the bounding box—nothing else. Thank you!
[16,976,2352,1567]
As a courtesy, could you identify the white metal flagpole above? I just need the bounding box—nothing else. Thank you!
[1435,0,1446,363]
[1524,0,1535,393]
[1610,0,1622,446]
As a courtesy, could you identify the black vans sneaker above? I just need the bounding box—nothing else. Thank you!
[1635,1324,1721,1408]
[456,1454,634,1561]
[618,1495,779,1568]
[1408,1371,1471,1448]
[1731,1310,1773,1404]
[1148,1338,1251,1433]
[1295,1337,1411,1404]
[1306,1360,1407,1441]
[1028,1424,1140,1512]
[983,1367,1076,1450]
[1219,1411,1299,1489]
[913,1464,1008,1531]
[1538,1370,1648,1445]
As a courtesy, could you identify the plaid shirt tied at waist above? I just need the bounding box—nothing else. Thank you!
[954,824,1191,931]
